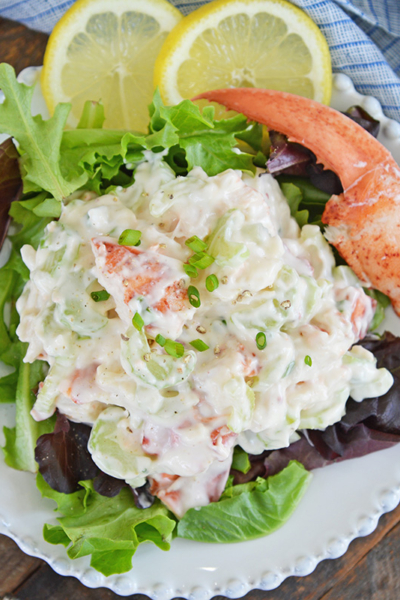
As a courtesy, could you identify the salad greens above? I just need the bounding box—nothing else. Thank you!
[278,177,332,228]
[35,413,99,494]
[363,288,391,331]
[0,62,395,576]
[37,475,176,577]
[0,64,258,203]
[0,192,56,472]
[0,63,86,200]
[177,461,311,543]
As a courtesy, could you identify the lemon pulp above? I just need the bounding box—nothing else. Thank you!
[155,0,332,107]
[42,0,182,131]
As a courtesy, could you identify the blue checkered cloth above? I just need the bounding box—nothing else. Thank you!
[1,0,399,120]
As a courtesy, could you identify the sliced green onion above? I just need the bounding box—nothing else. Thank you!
[188,285,201,308]
[164,339,185,358]
[183,263,198,278]
[189,252,215,270]
[118,229,141,246]
[132,312,144,331]
[156,334,166,347]
[206,274,219,292]
[190,339,209,352]
[304,355,312,367]
[185,235,207,253]
[90,290,110,302]
[256,332,267,350]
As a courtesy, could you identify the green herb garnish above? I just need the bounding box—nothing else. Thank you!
[132,312,144,331]
[189,339,209,352]
[90,290,110,302]
[156,334,166,347]
[118,229,141,246]
[185,235,207,253]
[188,285,201,308]
[164,339,185,358]
[256,332,267,350]
[206,274,219,292]
[183,263,198,278]
[189,252,214,270]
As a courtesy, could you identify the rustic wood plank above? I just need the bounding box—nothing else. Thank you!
[0,18,48,73]
[14,563,149,600]
[319,520,400,600]
[0,535,41,596]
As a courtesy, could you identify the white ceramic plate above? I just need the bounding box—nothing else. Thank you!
[1,68,400,599]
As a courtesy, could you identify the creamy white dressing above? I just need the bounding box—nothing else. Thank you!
[17,153,393,516]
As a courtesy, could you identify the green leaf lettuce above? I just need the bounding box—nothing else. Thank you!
[37,475,177,576]
[177,461,311,543]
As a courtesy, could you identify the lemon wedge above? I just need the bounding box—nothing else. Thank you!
[154,0,332,107]
[41,0,182,131]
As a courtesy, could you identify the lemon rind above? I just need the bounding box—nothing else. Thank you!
[42,0,182,115]
[154,0,332,106]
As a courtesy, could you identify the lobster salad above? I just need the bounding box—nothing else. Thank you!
[1,64,400,576]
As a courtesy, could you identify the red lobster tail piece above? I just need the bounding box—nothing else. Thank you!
[195,88,400,315]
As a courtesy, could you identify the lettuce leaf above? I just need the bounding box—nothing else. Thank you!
[37,475,177,576]
[35,413,99,493]
[0,63,86,200]
[59,92,258,192]
[268,130,342,195]
[0,193,56,468]
[3,357,55,472]
[278,177,331,228]
[363,288,391,331]
[177,461,311,543]
[0,67,260,205]
[149,91,256,177]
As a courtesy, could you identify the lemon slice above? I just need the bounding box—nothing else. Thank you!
[154,0,332,108]
[41,0,182,131]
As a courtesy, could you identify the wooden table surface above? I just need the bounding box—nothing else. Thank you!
[1,14,400,600]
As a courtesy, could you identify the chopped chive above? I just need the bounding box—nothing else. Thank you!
[164,339,185,358]
[206,274,219,292]
[183,263,198,278]
[189,252,215,270]
[132,312,144,331]
[118,229,141,246]
[255,332,267,350]
[90,290,110,302]
[188,285,201,308]
[304,355,312,367]
[156,334,166,347]
[190,339,209,352]
[221,318,227,326]
[185,235,208,253]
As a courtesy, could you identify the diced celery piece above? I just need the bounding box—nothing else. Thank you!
[207,210,249,268]
[121,328,196,390]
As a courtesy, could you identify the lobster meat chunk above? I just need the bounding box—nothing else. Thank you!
[195,88,400,315]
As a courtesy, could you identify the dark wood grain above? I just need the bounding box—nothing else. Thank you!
[0,17,48,73]
[1,13,400,600]
[0,535,42,596]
